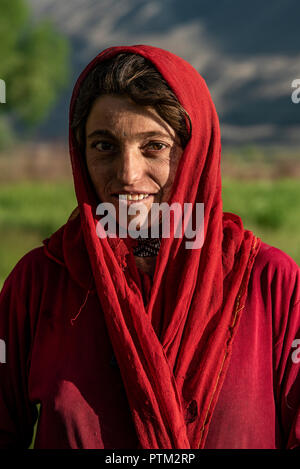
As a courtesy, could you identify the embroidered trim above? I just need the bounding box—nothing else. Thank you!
[197,236,260,448]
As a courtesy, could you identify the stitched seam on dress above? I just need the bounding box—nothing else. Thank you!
[197,296,243,448]
[70,276,94,325]
[197,236,259,448]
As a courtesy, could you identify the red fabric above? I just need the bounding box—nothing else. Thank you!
[65,45,261,448]
[205,244,300,449]
[0,235,299,448]
[2,45,298,449]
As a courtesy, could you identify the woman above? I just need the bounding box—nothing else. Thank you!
[0,45,299,449]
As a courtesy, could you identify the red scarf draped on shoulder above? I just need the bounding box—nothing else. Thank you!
[68,45,261,449]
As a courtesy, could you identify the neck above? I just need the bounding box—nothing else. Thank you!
[134,256,156,277]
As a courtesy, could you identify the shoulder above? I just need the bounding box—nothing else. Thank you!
[1,244,65,295]
[254,241,299,270]
[11,245,48,271]
[247,241,300,343]
[6,245,50,276]
[251,241,299,289]
[247,240,299,318]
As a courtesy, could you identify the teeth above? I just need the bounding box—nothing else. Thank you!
[118,194,149,201]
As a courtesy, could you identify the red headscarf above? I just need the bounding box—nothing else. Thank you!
[68,45,261,449]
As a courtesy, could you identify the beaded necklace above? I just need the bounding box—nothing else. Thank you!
[132,237,161,257]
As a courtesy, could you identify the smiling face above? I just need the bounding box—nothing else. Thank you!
[85,94,183,231]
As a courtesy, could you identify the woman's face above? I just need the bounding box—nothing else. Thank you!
[85,94,183,230]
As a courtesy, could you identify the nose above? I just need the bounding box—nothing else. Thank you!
[115,145,144,185]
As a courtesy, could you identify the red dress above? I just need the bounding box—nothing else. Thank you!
[0,224,299,448]
[0,45,299,449]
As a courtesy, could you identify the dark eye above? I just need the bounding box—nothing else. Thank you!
[94,141,115,152]
[146,142,168,151]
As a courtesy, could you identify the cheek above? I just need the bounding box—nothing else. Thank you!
[159,149,182,196]
[153,163,172,188]
[86,159,111,195]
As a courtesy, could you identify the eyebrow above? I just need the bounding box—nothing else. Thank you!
[86,129,175,141]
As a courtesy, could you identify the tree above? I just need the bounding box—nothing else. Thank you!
[0,0,70,148]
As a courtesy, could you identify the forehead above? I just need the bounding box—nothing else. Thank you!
[85,94,175,138]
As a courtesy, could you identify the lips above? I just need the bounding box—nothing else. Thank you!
[111,194,154,206]
[118,193,149,201]
[112,191,156,201]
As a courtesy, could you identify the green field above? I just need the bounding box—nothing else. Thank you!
[0,178,299,288]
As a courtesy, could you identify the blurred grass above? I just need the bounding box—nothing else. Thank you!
[0,181,76,288]
[0,178,299,289]
[222,178,300,264]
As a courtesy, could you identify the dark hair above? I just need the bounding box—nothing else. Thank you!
[71,53,191,149]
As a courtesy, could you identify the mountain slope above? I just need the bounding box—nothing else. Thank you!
[28,0,300,145]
